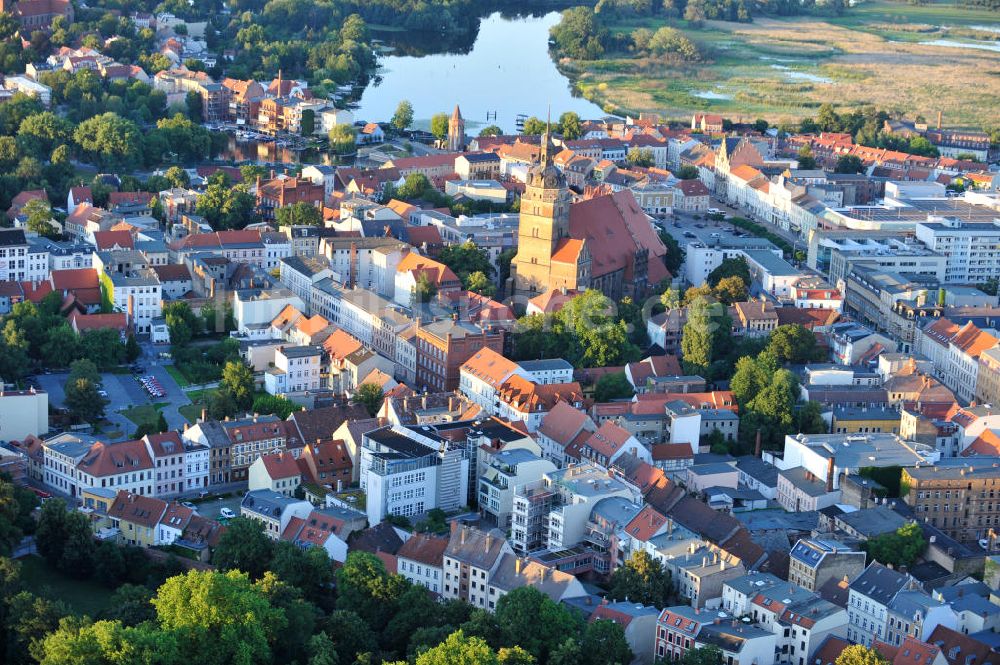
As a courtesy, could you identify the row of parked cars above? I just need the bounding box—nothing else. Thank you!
[138,374,165,398]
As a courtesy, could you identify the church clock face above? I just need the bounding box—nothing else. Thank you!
[545,174,559,188]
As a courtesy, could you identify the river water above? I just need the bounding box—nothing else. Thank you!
[356,11,605,133]
[218,11,601,165]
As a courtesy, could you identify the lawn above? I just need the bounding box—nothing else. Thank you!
[164,365,191,388]
[179,389,215,423]
[119,402,169,428]
[561,0,1000,128]
[18,555,114,617]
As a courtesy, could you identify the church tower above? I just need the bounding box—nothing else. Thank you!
[447,105,465,152]
[511,122,574,298]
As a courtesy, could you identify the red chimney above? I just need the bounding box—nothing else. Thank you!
[826,457,835,493]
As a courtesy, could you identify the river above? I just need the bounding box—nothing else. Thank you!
[217,11,601,165]
[356,11,605,133]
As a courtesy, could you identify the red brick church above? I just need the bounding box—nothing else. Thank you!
[0,0,74,32]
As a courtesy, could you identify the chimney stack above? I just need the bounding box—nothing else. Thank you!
[754,430,762,458]
[937,111,942,130]
[515,558,522,575]
[826,457,835,493]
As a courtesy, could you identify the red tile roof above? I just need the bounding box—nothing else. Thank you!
[259,451,300,479]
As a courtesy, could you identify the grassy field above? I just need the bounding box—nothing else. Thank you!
[119,402,169,428]
[18,555,113,617]
[164,365,191,388]
[179,388,217,423]
[562,0,1000,128]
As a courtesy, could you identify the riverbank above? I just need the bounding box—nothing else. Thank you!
[553,0,1000,129]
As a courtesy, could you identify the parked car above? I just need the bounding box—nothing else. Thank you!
[181,501,196,510]
[219,507,235,519]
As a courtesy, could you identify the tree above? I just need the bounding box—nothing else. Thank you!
[21,198,57,238]
[328,124,357,154]
[336,551,408,632]
[550,6,606,60]
[479,125,503,137]
[836,646,890,665]
[465,271,496,297]
[676,165,699,180]
[416,630,499,665]
[768,324,821,364]
[438,240,494,285]
[413,272,437,306]
[796,145,817,170]
[659,231,684,275]
[275,201,322,227]
[163,301,199,346]
[186,90,203,121]
[865,522,926,568]
[521,117,546,136]
[124,333,141,363]
[713,275,747,304]
[580,620,632,665]
[195,181,256,230]
[212,517,274,579]
[834,154,864,174]
[153,569,286,665]
[706,257,750,289]
[681,646,723,665]
[609,550,672,607]
[495,587,580,663]
[627,147,654,167]
[74,112,142,170]
[430,113,450,140]
[220,361,254,411]
[17,111,72,159]
[324,610,379,665]
[391,100,414,133]
[795,400,827,434]
[681,296,732,378]
[558,111,582,140]
[165,165,190,188]
[64,377,107,424]
[103,584,156,627]
[594,372,635,402]
[269,542,333,604]
[37,617,179,665]
[252,394,300,419]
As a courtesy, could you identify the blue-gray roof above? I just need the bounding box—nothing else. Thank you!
[241,490,303,518]
[518,358,573,373]
[590,496,642,527]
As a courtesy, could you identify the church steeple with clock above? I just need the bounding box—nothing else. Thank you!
[512,120,588,298]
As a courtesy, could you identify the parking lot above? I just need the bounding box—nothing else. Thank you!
[193,493,244,522]
[34,362,196,441]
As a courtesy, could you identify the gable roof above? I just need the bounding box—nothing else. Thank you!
[461,347,520,389]
[108,490,167,529]
[397,532,448,567]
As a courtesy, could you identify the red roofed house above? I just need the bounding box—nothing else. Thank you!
[92,230,135,251]
[68,310,128,335]
[691,113,724,133]
[396,532,449,594]
[674,178,710,212]
[7,189,48,220]
[579,421,651,469]
[51,268,103,311]
[297,439,353,491]
[280,506,365,563]
[625,355,683,394]
[393,252,461,308]
[534,400,596,466]
[248,451,301,497]
[495,375,586,432]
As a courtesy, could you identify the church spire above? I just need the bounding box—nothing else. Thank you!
[540,105,552,166]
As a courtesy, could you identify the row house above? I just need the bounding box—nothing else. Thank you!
[255,177,324,222]
[916,318,999,404]
[494,375,585,432]
[223,415,288,483]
